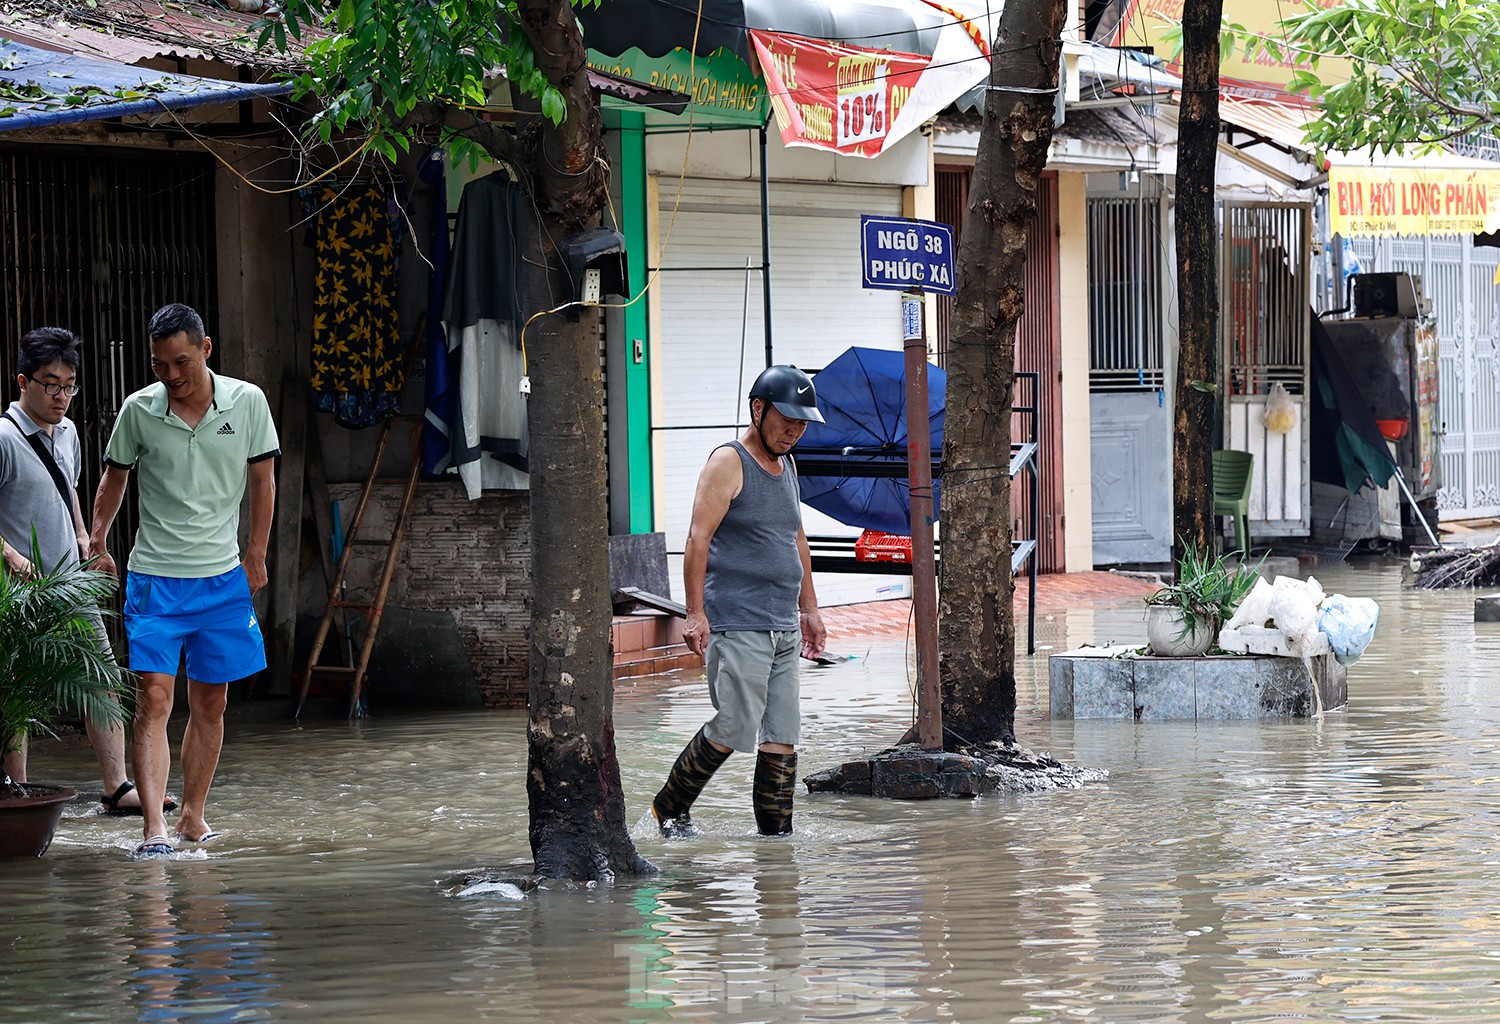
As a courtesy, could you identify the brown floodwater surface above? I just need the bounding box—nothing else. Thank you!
[6,558,1500,1022]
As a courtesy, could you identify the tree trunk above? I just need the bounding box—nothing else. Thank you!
[939,0,1066,749]
[1172,0,1223,561]
[517,0,654,881]
[523,280,654,881]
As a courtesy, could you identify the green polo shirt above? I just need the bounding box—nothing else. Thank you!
[105,372,280,578]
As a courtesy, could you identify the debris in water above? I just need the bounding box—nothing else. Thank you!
[451,880,528,900]
[442,871,541,900]
[804,742,1107,799]
[1409,543,1500,589]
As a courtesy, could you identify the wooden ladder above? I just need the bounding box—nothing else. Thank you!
[295,416,422,719]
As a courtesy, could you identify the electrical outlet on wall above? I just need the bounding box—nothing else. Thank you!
[582,268,602,304]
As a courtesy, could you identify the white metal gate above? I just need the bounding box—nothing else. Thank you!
[1350,235,1500,518]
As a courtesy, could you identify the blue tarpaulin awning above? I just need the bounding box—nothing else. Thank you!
[0,39,289,132]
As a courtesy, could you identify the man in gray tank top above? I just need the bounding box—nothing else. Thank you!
[651,365,828,837]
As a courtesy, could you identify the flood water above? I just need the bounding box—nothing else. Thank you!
[7,557,1500,1023]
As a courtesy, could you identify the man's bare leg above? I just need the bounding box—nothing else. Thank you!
[86,699,132,808]
[173,680,226,841]
[3,736,26,784]
[133,671,176,842]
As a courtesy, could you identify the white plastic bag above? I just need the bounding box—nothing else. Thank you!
[1263,382,1297,434]
[1225,577,1274,630]
[1267,575,1321,640]
[1318,595,1380,666]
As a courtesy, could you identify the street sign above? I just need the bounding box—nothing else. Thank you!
[860,215,956,296]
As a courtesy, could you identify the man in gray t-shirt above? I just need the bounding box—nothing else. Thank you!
[0,327,165,816]
[651,365,828,838]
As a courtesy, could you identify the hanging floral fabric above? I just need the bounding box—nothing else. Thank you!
[307,179,403,428]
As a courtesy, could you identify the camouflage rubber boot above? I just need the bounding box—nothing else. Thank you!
[652,727,732,838]
[752,749,798,836]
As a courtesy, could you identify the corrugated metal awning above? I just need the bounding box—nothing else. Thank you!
[0,39,288,131]
[0,0,309,74]
[1220,96,1317,154]
[578,0,947,63]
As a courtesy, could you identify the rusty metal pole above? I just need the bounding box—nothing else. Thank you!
[902,292,943,751]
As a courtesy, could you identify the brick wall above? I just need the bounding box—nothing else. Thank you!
[306,480,531,707]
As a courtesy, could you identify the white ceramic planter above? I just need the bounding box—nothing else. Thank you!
[1145,603,1216,657]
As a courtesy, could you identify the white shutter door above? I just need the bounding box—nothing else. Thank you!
[655,178,911,606]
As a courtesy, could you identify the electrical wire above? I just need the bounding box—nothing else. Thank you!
[152,100,376,194]
[516,0,708,383]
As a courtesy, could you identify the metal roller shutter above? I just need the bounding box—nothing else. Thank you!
[654,177,908,606]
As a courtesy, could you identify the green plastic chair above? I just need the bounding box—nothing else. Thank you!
[1212,450,1254,554]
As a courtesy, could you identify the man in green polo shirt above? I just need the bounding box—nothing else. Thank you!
[89,303,279,859]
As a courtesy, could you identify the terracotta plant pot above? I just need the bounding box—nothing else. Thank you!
[1145,603,1217,657]
[0,783,76,858]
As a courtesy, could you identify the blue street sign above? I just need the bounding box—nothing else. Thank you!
[860,215,956,296]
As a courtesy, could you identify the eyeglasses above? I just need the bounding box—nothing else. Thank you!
[23,376,80,397]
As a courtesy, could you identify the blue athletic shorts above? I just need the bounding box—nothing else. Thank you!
[124,568,267,684]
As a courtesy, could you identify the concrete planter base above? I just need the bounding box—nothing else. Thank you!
[1050,646,1346,721]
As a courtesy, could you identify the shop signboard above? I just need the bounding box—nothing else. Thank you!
[586,46,769,126]
[1328,165,1500,238]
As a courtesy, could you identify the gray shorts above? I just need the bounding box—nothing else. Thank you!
[702,629,802,752]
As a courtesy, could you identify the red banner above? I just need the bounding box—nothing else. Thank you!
[749,30,933,158]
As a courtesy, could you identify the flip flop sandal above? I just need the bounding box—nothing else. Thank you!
[131,835,176,860]
[101,782,179,817]
[178,830,223,845]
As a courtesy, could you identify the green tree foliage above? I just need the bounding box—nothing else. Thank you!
[264,0,583,163]
[1228,0,1500,153]
[1,537,128,794]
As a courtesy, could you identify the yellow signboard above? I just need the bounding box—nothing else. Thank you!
[1328,166,1500,237]
[1113,0,1352,101]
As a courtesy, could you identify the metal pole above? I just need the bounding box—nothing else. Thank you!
[903,292,942,751]
[760,123,774,368]
[1393,467,1441,548]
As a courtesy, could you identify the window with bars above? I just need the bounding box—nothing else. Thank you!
[1220,202,1309,396]
[1087,196,1165,391]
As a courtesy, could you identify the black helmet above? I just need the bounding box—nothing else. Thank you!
[748,364,825,423]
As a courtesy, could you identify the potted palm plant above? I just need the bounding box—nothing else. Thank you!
[0,535,129,857]
[1145,542,1262,657]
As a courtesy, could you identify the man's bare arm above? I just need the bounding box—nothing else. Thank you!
[243,459,277,593]
[681,448,742,656]
[796,527,826,657]
[71,487,89,561]
[87,465,131,576]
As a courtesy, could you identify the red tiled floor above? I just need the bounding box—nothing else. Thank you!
[611,570,1160,676]
[819,570,1160,638]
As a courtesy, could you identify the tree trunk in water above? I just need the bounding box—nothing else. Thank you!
[518,0,654,881]
[1172,0,1223,561]
[940,0,1066,749]
[523,288,654,881]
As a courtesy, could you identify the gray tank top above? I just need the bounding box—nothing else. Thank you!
[704,441,804,632]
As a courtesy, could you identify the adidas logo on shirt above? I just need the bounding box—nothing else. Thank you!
[217,422,235,435]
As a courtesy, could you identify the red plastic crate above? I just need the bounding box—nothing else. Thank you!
[854,529,912,563]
